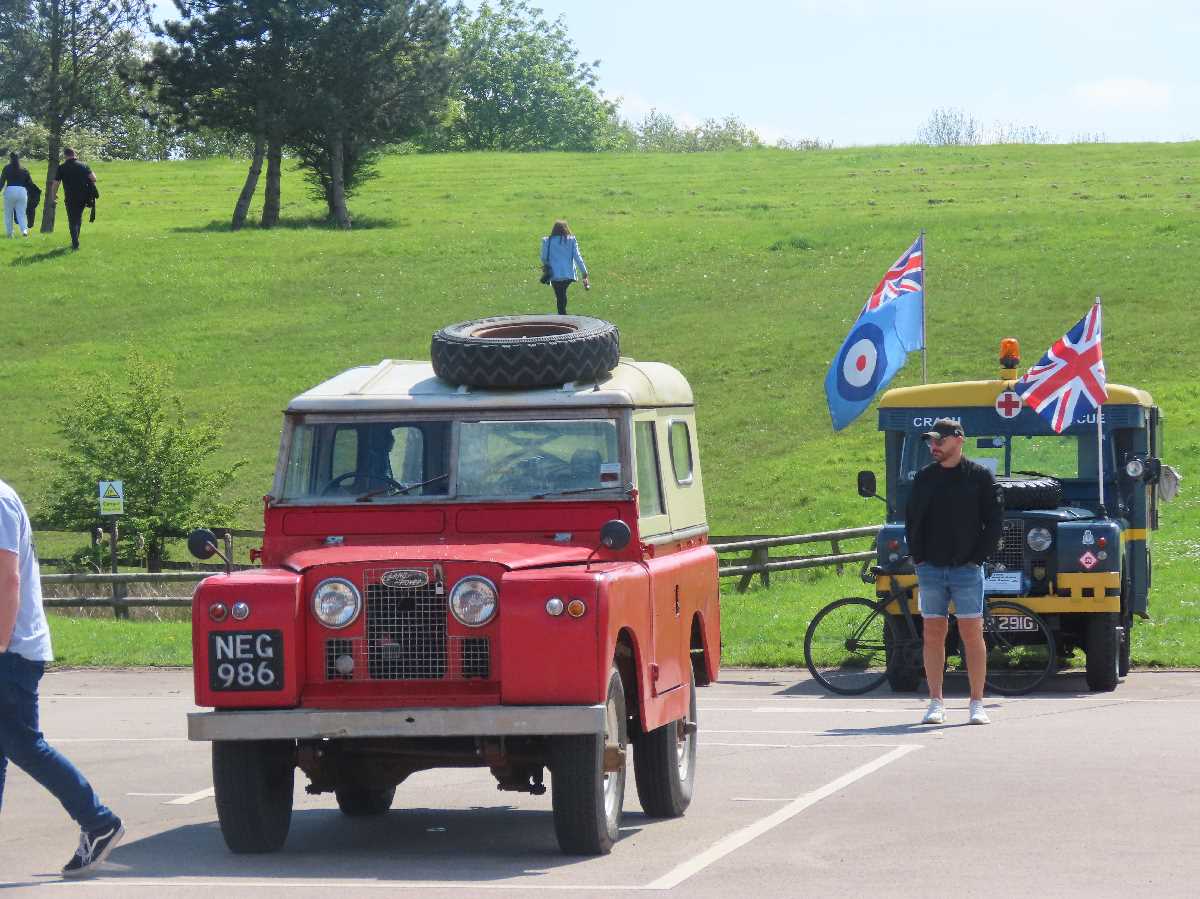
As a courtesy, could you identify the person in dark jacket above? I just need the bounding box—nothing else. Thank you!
[905,418,1003,726]
[49,148,97,250]
[1,153,34,238]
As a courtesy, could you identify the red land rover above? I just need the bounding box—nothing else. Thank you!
[186,316,721,856]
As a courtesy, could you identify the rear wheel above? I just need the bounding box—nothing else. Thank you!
[1085,612,1121,692]
[884,614,923,692]
[212,740,294,853]
[1119,611,1133,677]
[335,785,396,816]
[804,598,888,695]
[551,666,627,854]
[633,672,696,818]
[983,600,1055,695]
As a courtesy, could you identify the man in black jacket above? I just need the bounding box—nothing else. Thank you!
[905,418,1003,725]
[49,148,97,250]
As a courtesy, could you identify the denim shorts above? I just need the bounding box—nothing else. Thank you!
[915,563,985,619]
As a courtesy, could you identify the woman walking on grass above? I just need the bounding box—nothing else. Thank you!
[1,153,33,238]
[540,219,590,315]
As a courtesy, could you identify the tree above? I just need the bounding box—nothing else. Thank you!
[149,1,302,228]
[40,353,245,572]
[1,0,151,231]
[289,0,451,227]
[429,0,620,152]
[917,108,981,146]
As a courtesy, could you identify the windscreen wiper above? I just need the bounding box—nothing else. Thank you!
[356,473,449,502]
[530,484,629,500]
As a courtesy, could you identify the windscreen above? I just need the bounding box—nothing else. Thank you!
[457,419,621,497]
[900,432,1106,481]
[281,420,451,502]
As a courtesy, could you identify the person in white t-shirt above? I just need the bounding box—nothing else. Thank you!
[0,478,124,877]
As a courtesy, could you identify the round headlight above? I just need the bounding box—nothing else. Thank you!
[449,576,498,627]
[312,578,361,629]
[1027,527,1053,553]
[231,601,250,621]
[545,597,564,617]
[1125,458,1146,479]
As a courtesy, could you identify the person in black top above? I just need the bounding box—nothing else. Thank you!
[50,148,97,250]
[1,153,34,238]
[905,418,1003,726]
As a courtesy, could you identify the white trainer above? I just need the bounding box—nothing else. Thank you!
[969,700,991,725]
[921,699,945,725]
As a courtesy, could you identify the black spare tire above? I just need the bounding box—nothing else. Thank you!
[431,315,620,389]
[996,476,1062,511]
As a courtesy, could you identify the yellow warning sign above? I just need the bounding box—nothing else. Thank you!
[99,480,124,515]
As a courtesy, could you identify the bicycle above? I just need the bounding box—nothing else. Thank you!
[803,557,1056,696]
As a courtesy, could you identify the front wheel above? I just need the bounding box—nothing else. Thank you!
[633,672,696,818]
[1085,612,1121,692]
[551,666,627,854]
[983,600,1055,695]
[804,597,888,695]
[212,740,294,853]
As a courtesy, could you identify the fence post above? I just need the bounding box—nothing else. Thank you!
[736,546,771,593]
[109,518,129,620]
[832,539,843,575]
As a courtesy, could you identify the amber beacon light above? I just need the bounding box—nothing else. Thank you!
[999,338,1020,379]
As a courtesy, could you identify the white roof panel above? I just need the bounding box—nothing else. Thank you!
[287,358,693,413]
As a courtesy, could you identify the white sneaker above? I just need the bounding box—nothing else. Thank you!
[921,699,945,724]
[969,700,991,725]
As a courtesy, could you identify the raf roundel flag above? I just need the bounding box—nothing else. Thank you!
[825,235,925,431]
[825,303,911,431]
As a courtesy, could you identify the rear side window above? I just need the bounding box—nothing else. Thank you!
[668,420,693,484]
[634,421,665,517]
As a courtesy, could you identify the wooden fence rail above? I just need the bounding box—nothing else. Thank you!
[41,571,205,612]
[710,525,880,593]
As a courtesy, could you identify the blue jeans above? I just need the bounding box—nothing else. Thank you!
[915,562,985,619]
[0,651,117,834]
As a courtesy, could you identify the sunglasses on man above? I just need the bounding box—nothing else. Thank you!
[924,434,960,446]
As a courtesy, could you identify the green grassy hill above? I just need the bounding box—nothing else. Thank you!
[5,143,1197,665]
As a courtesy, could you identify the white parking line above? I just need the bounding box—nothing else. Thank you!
[167,788,215,805]
[705,742,919,749]
[645,745,922,891]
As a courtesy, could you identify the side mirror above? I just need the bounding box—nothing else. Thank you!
[599,519,632,551]
[857,470,877,498]
[188,528,219,560]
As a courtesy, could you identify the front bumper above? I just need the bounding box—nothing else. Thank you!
[188,704,606,741]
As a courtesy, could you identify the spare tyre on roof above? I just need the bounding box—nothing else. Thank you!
[431,315,620,389]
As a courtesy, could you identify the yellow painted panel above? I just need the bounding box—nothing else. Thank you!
[875,571,1120,614]
[879,380,1153,409]
[1122,529,1148,542]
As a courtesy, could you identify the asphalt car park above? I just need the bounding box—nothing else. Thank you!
[3,668,1199,897]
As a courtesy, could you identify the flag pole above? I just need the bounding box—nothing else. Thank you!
[921,228,928,384]
[1095,295,1106,517]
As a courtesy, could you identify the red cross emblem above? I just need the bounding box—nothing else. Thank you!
[1079,551,1099,570]
[995,390,1023,419]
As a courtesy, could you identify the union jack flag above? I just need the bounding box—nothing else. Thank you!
[1013,304,1108,433]
[861,233,924,316]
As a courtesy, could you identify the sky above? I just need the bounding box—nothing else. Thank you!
[151,0,1199,146]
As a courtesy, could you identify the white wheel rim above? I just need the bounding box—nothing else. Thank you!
[602,691,624,823]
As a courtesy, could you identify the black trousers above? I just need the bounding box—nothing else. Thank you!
[551,280,571,315]
[65,201,85,247]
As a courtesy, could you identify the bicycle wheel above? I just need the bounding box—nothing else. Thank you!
[804,597,889,695]
[983,600,1055,695]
